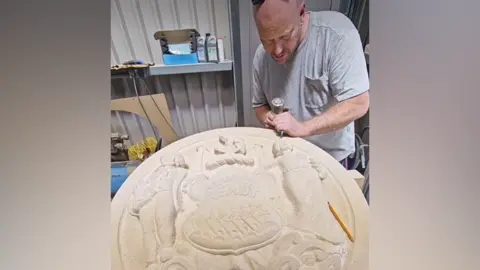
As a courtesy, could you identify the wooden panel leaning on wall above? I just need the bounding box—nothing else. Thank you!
[110,93,179,146]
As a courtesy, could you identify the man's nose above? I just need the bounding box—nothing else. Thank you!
[273,43,283,55]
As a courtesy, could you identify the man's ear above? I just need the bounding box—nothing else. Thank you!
[299,3,306,23]
[300,3,306,17]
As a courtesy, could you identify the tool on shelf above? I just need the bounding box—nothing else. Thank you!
[110,62,153,79]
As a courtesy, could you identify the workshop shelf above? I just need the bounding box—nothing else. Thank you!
[149,60,233,76]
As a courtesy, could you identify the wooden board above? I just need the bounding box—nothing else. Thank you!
[110,94,178,146]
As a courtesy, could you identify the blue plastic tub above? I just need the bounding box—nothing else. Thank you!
[111,166,128,194]
[111,161,140,195]
[163,53,199,65]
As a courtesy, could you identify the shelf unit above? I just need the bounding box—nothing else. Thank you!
[149,60,233,76]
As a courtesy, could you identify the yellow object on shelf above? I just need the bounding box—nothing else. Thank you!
[128,137,158,161]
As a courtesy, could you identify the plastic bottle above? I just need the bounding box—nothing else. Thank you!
[206,33,219,63]
[196,35,207,63]
[217,37,225,62]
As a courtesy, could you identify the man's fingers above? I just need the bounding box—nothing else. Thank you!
[268,112,293,133]
[274,112,291,121]
[275,125,294,137]
[275,122,286,132]
[266,112,275,121]
[264,122,275,130]
[265,117,275,126]
[273,115,286,126]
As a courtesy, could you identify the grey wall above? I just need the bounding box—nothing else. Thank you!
[306,0,341,11]
[237,1,262,127]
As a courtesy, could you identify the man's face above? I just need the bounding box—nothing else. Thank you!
[254,1,305,64]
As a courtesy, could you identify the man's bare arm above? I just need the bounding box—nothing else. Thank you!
[255,105,276,128]
[254,105,270,122]
[303,91,369,136]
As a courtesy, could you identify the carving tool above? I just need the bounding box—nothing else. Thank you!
[271,97,285,137]
[328,202,354,242]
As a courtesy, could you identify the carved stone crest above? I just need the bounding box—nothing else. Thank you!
[111,128,369,270]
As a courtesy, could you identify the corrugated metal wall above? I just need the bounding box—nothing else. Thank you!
[111,0,235,146]
[111,0,232,65]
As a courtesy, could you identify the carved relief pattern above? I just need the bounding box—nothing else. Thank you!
[200,135,255,171]
[271,140,347,244]
[267,231,348,270]
[115,135,357,270]
[183,199,284,255]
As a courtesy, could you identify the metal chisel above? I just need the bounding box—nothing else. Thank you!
[271,97,285,138]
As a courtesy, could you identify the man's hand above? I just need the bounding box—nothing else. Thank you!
[263,111,276,129]
[272,112,311,137]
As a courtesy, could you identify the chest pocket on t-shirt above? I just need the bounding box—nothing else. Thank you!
[304,73,333,113]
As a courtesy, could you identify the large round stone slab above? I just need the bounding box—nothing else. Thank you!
[111,127,369,270]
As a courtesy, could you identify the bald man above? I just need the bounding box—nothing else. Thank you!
[251,0,369,169]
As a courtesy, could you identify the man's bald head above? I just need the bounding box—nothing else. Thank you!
[253,0,307,64]
[253,0,303,24]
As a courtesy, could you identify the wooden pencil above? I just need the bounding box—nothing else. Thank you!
[328,202,354,242]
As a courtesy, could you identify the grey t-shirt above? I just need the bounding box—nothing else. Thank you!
[252,11,369,161]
